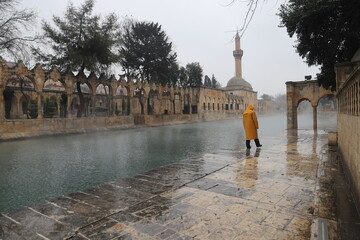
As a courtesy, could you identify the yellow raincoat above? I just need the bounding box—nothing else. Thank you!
[243,104,259,140]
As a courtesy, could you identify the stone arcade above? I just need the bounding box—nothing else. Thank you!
[0,32,259,140]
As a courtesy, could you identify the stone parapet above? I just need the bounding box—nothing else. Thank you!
[0,116,134,140]
[336,60,360,210]
[0,111,244,141]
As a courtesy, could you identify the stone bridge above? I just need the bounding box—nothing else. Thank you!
[286,80,335,129]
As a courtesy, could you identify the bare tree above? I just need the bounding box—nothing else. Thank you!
[225,0,261,37]
[0,0,39,61]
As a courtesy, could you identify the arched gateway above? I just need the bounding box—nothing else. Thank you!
[286,80,335,129]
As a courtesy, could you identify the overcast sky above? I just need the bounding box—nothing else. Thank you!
[20,0,319,96]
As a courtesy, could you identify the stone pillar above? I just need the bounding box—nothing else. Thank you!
[313,105,317,130]
[128,97,134,116]
[0,87,4,122]
[287,105,297,129]
[286,83,297,129]
[189,95,192,114]
[91,95,96,117]
[37,92,43,119]
[0,62,3,122]
[15,94,21,118]
[110,96,116,116]
[142,96,148,115]
[67,93,72,118]
[57,98,61,117]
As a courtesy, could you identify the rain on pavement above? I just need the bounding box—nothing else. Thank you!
[1,113,355,239]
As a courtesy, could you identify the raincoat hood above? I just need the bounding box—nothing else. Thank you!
[246,104,254,111]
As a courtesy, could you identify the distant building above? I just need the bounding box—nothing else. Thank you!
[258,99,275,115]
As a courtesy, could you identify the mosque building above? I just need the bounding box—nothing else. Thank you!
[224,31,257,109]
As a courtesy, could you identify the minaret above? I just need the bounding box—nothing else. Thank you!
[233,31,243,78]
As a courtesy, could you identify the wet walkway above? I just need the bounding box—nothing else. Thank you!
[0,129,356,239]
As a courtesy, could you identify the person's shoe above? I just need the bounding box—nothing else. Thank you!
[256,145,262,148]
[254,139,262,148]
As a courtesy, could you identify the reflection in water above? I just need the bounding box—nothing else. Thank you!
[241,148,261,189]
[286,129,320,178]
[254,148,261,158]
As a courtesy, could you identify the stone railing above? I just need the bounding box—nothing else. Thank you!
[335,60,360,208]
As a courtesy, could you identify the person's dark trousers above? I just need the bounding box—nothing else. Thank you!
[246,140,251,149]
[254,139,262,147]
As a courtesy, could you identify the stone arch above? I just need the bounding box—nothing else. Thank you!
[43,78,65,92]
[296,98,312,115]
[286,80,335,129]
[317,94,336,111]
[71,97,79,114]
[115,84,130,116]
[131,85,147,115]
[147,89,158,115]
[49,95,59,117]
[183,93,191,114]
[115,85,129,96]
[73,82,92,117]
[297,97,312,106]
[173,92,181,114]
[59,93,67,118]
[19,94,31,118]
[95,84,110,116]
[161,89,172,115]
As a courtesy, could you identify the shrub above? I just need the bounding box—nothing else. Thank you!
[28,99,38,119]
[43,97,56,118]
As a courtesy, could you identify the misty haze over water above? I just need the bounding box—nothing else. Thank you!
[0,112,336,213]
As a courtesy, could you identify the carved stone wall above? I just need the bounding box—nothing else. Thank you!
[335,61,360,207]
[0,58,249,139]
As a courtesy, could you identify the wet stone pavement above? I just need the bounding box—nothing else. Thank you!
[0,129,353,239]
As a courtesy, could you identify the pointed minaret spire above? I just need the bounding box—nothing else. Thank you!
[233,30,243,78]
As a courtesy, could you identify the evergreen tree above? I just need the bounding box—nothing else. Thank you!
[34,0,120,73]
[211,74,221,89]
[279,0,360,90]
[186,62,203,87]
[178,66,188,88]
[119,21,177,85]
[28,99,38,119]
[34,0,121,116]
[43,97,56,118]
[204,75,212,87]
[167,62,181,87]
[261,94,274,101]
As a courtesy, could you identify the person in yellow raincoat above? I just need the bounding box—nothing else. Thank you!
[243,104,262,149]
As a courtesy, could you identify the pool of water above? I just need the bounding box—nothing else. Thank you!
[0,112,336,213]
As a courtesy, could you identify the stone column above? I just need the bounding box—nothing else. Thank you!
[15,94,21,118]
[110,96,116,116]
[57,98,61,117]
[286,83,297,129]
[91,95,96,117]
[189,95,192,114]
[0,87,4,122]
[66,93,72,118]
[313,105,317,130]
[37,92,43,119]
[287,104,297,129]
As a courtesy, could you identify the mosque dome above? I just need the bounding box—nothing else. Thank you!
[226,76,253,91]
